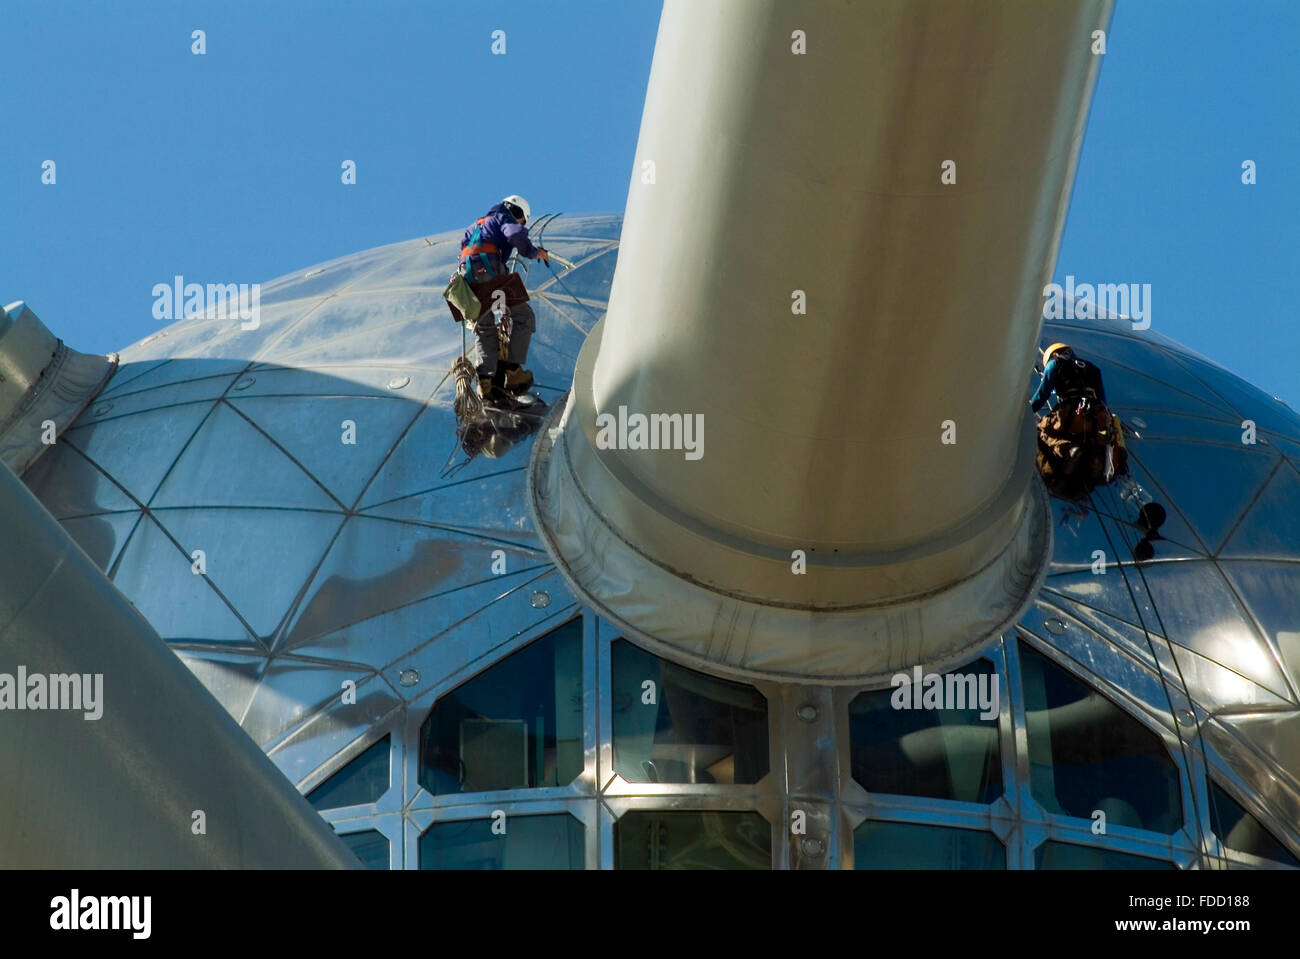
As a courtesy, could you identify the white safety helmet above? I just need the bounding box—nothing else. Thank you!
[501,195,531,224]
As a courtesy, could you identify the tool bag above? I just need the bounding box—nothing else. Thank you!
[1035,400,1127,498]
[444,270,482,324]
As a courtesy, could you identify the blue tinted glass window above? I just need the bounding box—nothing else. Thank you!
[849,659,1002,803]
[614,811,770,870]
[611,640,769,785]
[1019,642,1182,833]
[419,619,583,794]
[308,735,390,809]
[853,821,1005,869]
[339,829,390,870]
[1209,782,1298,866]
[419,813,584,870]
[1035,841,1174,870]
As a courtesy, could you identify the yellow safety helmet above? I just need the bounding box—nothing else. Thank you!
[1042,342,1073,365]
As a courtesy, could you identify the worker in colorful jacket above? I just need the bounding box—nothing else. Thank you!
[458,195,550,401]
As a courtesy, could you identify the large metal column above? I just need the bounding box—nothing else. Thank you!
[0,460,357,868]
[532,0,1111,681]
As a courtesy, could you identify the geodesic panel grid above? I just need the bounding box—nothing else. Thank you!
[21,215,620,781]
[21,217,1300,868]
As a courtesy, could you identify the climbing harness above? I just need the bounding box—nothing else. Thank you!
[459,215,503,280]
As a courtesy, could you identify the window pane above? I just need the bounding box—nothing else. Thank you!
[308,736,390,809]
[1208,783,1299,866]
[419,814,584,870]
[1019,643,1182,833]
[614,811,770,870]
[419,619,583,795]
[853,821,1005,869]
[1035,841,1174,870]
[611,640,769,784]
[849,659,1002,803]
[339,829,390,870]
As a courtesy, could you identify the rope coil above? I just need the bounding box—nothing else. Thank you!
[452,355,483,420]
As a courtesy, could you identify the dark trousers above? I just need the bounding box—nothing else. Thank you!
[464,272,534,378]
[474,300,535,377]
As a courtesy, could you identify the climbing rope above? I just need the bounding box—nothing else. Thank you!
[452,313,483,419]
[1088,479,1213,862]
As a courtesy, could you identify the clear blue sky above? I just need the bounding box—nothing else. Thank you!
[3,0,1297,409]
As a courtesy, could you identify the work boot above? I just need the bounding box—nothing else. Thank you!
[504,367,534,395]
[479,376,518,409]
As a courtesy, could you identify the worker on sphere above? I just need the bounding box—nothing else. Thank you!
[1031,342,1126,498]
[455,195,550,403]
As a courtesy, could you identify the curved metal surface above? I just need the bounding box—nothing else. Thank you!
[0,459,358,868]
[20,214,1300,868]
[597,0,1112,550]
[530,317,1051,681]
[532,0,1113,674]
[0,301,116,474]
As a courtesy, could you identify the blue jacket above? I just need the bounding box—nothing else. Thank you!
[1032,355,1107,413]
[460,203,541,272]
